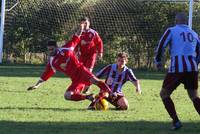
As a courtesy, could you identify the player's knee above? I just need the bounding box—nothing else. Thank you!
[160,88,170,100]
[64,91,73,100]
[117,97,129,110]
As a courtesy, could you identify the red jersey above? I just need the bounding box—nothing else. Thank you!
[78,28,103,56]
[40,35,93,81]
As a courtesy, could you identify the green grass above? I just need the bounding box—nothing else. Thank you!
[0,64,200,134]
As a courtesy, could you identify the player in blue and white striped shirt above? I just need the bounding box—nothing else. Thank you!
[95,52,141,110]
[155,12,200,130]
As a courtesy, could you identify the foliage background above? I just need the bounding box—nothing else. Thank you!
[2,0,200,68]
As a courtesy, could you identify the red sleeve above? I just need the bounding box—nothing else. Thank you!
[94,32,103,54]
[62,35,80,49]
[40,62,55,81]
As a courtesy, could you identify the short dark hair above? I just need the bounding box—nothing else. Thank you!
[80,17,90,22]
[47,40,57,47]
[175,12,187,24]
[117,52,129,61]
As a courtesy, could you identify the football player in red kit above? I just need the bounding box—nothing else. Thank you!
[27,24,111,108]
[76,17,103,94]
[77,17,103,72]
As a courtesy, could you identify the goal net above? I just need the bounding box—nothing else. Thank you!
[3,0,200,68]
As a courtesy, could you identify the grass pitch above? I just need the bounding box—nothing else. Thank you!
[0,64,199,134]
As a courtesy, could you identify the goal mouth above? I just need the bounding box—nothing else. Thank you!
[2,0,200,67]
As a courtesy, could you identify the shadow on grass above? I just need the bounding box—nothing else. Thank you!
[0,120,199,134]
[0,106,86,112]
[0,106,129,112]
[0,64,67,78]
[0,64,165,80]
[0,89,27,93]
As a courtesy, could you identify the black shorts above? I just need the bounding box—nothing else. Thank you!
[162,72,198,91]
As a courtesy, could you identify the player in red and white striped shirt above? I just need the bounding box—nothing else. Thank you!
[155,12,200,130]
[27,24,111,108]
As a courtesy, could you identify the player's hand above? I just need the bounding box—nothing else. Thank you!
[97,53,103,62]
[80,23,85,31]
[27,85,38,91]
[98,53,103,60]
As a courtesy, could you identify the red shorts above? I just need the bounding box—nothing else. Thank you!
[67,66,94,93]
[79,54,97,69]
[162,72,198,91]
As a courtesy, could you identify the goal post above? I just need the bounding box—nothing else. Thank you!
[188,0,193,29]
[0,0,6,63]
[0,0,19,63]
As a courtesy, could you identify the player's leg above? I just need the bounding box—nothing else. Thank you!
[160,73,182,130]
[80,54,97,72]
[187,89,200,114]
[82,86,92,94]
[106,92,128,110]
[116,97,129,110]
[87,77,111,109]
[184,72,200,114]
[112,96,128,110]
[78,66,111,109]
[64,82,94,101]
[90,76,111,94]
[82,54,97,94]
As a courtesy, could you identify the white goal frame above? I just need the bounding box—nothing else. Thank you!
[0,0,195,63]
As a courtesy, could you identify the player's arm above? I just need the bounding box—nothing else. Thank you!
[62,35,80,50]
[94,32,103,59]
[27,62,55,91]
[127,69,141,94]
[27,79,44,91]
[62,23,84,49]
[96,64,111,78]
[154,28,171,70]
[196,36,200,65]
[133,80,141,94]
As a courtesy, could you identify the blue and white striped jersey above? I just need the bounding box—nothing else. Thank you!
[96,64,137,93]
[155,24,200,73]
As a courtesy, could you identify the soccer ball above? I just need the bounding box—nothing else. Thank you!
[94,98,109,111]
